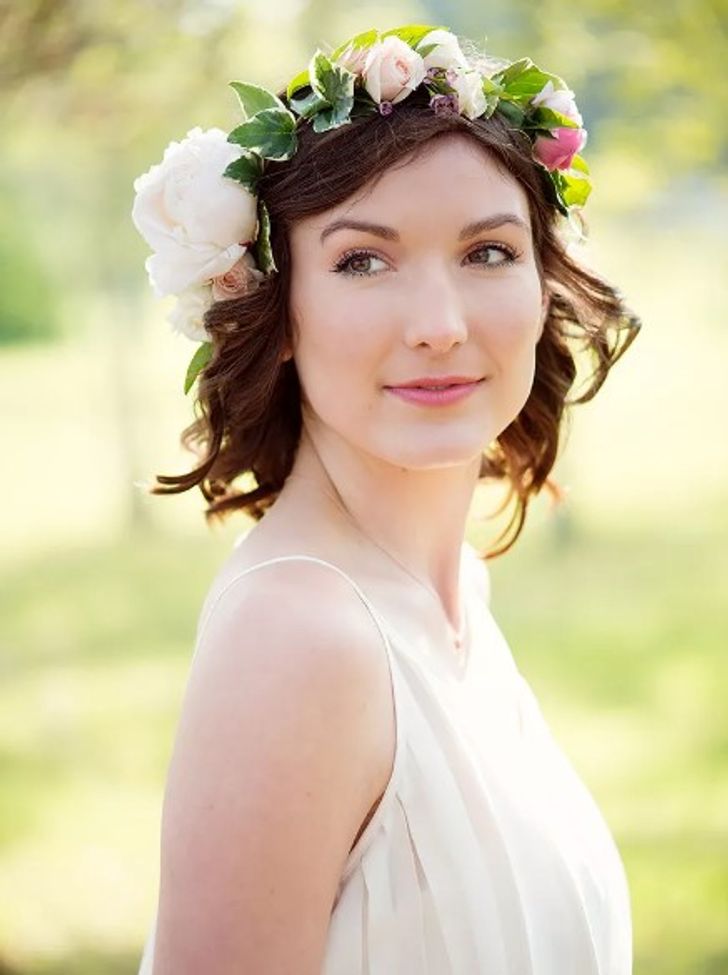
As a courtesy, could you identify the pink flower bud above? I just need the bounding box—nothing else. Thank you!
[211,250,265,301]
[532,126,587,171]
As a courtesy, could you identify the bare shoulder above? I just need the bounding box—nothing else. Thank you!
[152,556,395,974]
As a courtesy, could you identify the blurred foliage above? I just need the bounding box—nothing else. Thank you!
[0,0,725,342]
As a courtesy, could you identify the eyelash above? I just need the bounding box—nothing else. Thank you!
[331,243,522,277]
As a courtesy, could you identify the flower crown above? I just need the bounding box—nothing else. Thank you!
[132,24,591,394]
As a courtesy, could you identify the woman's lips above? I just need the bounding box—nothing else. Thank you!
[384,378,485,406]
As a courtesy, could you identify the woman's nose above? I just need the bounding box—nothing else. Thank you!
[403,272,469,352]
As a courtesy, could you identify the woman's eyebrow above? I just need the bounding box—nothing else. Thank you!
[319,213,530,244]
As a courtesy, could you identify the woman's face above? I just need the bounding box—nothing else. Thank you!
[287,133,548,470]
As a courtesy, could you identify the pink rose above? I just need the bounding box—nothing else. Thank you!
[337,43,369,75]
[532,126,588,171]
[211,251,265,301]
[363,36,426,105]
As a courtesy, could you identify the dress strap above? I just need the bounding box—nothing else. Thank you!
[196,554,394,660]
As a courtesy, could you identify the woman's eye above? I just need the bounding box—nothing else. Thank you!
[332,249,388,277]
[466,243,519,267]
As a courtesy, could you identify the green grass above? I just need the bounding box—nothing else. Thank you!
[0,514,725,973]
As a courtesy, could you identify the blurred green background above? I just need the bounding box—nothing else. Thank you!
[1,1,726,972]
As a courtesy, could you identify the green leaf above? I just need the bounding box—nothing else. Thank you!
[549,170,592,213]
[310,50,355,106]
[329,28,379,63]
[286,68,311,100]
[480,93,500,119]
[184,342,213,395]
[415,42,439,59]
[559,170,592,208]
[289,85,328,119]
[253,201,276,274]
[312,103,353,133]
[229,81,286,120]
[496,57,534,86]
[569,153,590,175]
[482,76,505,97]
[529,106,580,131]
[504,65,556,101]
[227,108,297,161]
[494,98,527,126]
[381,24,448,50]
[223,151,263,192]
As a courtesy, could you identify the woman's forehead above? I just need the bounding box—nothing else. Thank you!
[294,142,530,242]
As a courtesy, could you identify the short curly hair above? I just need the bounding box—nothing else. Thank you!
[150,87,641,559]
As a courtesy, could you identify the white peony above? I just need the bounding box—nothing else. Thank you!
[531,80,583,125]
[451,68,488,120]
[363,35,426,104]
[132,127,258,298]
[420,28,469,72]
[166,284,213,343]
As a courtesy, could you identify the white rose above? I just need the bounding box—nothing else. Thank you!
[166,284,213,343]
[420,28,469,72]
[363,36,426,104]
[452,69,487,120]
[531,80,583,125]
[132,127,258,298]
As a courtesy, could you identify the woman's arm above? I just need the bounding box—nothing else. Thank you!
[150,561,395,974]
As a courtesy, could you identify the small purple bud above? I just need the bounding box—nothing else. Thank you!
[430,93,459,116]
[425,66,441,80]
[378,100,394,116]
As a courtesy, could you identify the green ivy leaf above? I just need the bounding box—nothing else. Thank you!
[229,81,286,120]
[184,342,213,395]
[222,151,263,192]
[286,68,311,100]
[310,50,355,106]
[289,85,328,119]
[329,28,379,63]
[312,103,353,133]
[253,201,276,274]
[381,24,448,50]
[228,108,297,161]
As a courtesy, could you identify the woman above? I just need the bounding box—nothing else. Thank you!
[132,24,640,974]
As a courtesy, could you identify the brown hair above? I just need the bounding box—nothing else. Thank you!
[150,86,641,558]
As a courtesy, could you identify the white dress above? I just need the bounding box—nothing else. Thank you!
[137,546,632,974]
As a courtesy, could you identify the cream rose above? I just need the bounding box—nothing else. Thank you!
[211,251,266,301]
[420,28,469,72]
[363,36,426,105]
[451,69,488,120]
[132,127,258,298]
[531,80,583,125]
[336,42,369,75]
